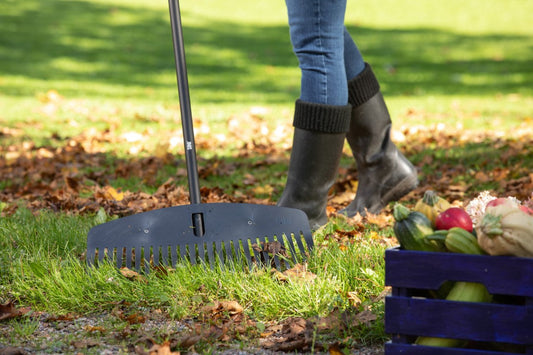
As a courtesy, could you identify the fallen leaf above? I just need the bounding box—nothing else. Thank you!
[202,300,244,317]
[83,325,106,333]
[103,186,124,201]
[329,343,345,355]
[0,302,30,321]
[353,310,378,325]
[0,346,28,355]
[71,339,100,349]
[148,341,180,355]
[120,267,147,283]
[276,263,317,283]
[346,291,362,307]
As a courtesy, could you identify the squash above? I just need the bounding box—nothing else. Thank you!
[427,227,485,255]
[476,199,533,257]
[392,204,442,252]
[415,281,492,347]
[414,190,451,227]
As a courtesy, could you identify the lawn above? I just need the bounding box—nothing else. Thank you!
[1,0,532,353]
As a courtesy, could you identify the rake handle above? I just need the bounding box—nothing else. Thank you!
[168,0,201,205]
[169,0,205,236]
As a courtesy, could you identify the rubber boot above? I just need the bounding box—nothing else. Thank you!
[278,100,352,230]
[339,64,418,217]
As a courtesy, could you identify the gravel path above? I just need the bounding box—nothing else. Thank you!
[0,313,385,355]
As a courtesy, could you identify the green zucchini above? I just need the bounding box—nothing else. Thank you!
[427,227,486,255]
[392,204,441,252]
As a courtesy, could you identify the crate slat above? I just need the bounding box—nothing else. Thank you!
[385,342,524,355]
[385,248,533,297]
[385,247,533,354]
[385,296,533,343]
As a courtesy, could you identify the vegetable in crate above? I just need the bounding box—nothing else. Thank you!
[428,227,486,255]
[477,198,533,257]
[415,281,492,348]
[487,197,533,215]
[435,207,473,233]
[392,204,443,252]
[414,190,451,227]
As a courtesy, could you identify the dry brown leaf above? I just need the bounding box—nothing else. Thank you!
[71,339,100,349]
[83,325,106,333]
[119,267,147,283]
[103,186,124,201]
[210,300,243,315]
[0,346,28,355]
[148,341,180,355]
[278,263,317,283]
[353,310,378,325]
[328,343,345,355]
[346,291,362,307]
[0,302,30,322]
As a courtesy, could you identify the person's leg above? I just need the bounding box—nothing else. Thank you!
[285,0,348,105]
[343,27,365,80]
[340,62,418,216]
[339,26,418,216]
[278,101,351,229]
[279,0,351,229]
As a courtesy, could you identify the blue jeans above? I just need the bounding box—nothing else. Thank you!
[285,0,365,106]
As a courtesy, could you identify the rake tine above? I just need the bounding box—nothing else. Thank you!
[283,234,299,264]
[135,246,143,270]
[260,237,271,268]
[197,242,205,266]
[223,241,235,269]
[171,245,178,267]
[144,258,150,274]
[241,239,254,270]
[161,246,169,266]
[234,240,246,268]
[153,246,160,267]
[276,235,290,270]
[213,241,225,270]
[204,242,215,269]
[87,249,96,267]
[87,248,95,267]
[273,235,289,270]
[294,233,308,261]
[116,247,124,268]
[125,247,133,269]
[189,244,197,266]
[272,253,281,270]
[178,244,188,265]
[252,239,264,268]
[98,247,107,263]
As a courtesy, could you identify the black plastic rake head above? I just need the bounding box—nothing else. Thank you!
[86,203,314,271]
[85,0,314,271]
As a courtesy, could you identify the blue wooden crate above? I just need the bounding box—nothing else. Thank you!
[384,247,533,355]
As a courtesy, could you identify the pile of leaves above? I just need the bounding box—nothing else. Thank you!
[2,113,532,218]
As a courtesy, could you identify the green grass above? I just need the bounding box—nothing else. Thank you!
[2,0,532,136]
[1,0,533,351]
[1,209,389,348]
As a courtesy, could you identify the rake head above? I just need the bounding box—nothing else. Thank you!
[86,203,314,272]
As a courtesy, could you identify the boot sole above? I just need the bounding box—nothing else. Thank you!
[338,173,418,217]
[380,173,419,209]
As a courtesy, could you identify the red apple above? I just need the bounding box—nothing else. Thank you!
[435,207,473,232]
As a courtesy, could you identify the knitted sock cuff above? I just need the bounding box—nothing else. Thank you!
[347,62,381,107]
[293,100,352,133]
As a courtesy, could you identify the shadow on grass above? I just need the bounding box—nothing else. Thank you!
[1,0,532,102]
